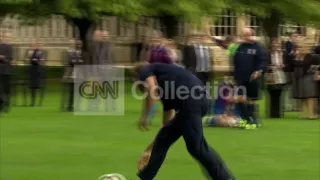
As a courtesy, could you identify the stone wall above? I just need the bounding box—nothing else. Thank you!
[5,14,318,67]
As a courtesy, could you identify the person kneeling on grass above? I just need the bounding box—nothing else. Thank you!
[204,79,246,128]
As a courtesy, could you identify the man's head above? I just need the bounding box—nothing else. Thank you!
[76,40,82,49]
[289,32,298,42]
[224,35,235,47]
[242,27,255,42]
[101,30,109,41]
[93,30,102,41]
[271,38,280,50]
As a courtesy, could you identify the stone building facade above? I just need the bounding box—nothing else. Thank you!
[0,11,318,66]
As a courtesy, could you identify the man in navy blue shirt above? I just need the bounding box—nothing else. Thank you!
[233,28,267,129]
[133,63,233,180]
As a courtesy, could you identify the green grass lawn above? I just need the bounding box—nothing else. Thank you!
[0,83,319,180]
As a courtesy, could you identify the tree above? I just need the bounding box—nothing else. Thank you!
[145,0,228,38]
[16,0,147,52]
[16,0,229,46]
[228,0,320,45]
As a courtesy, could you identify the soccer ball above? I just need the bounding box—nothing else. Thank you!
[98,173,126,180]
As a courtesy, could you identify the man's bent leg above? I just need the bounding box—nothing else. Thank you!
[182,113,234,180]
[138,117,181,180]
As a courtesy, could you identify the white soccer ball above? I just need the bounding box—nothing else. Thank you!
[98,173,127,180]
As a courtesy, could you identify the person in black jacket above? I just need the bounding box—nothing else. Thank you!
[61,39,85,111]
[26,40,46,106]
[283,32,299,111]
[233,28,267,129]
[291,47,319,119]
[313,43,320,115]
[0,33,13,113]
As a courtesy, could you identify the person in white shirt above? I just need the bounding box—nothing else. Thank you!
[265,38,286,118]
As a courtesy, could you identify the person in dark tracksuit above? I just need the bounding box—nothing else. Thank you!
[233,28,267,129]
[0,37,13,113]
[26,41,46,106]
[90,30,113,111]
[62,39,84,111]
[134,63,234,180]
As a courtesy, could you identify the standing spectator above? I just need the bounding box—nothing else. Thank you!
[89,30,113,111]
[182,37,197,74]
[233,28,267,129]
[61,39,85,111]
[313,42,320,114]
[91,30,112,65]
[292,47,319,119]
[283,32,299,111]
[196,35,214,85]
[26,40,46,107]
[0,32,13,113]
[265,38,286,118]
[315,65,320,115]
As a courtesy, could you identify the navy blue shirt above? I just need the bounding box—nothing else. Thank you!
[139,63,205,111]
[233,42,267,83]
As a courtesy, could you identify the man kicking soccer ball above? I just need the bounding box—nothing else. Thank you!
[133,63,234,180]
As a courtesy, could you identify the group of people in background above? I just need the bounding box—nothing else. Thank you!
[1,28,319,120]
[266,32,320,119]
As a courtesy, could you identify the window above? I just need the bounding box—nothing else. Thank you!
[48,18,53,37]
[136,16,148,39]
[19,26,24,37]
[212,10,237,37]
[24,26,29,37]
[117,18,132,37]
[55,15,63,37]
[278,23,306,36]
[245,15,263,36]
[101,16,111,33]
[177,22,185,36]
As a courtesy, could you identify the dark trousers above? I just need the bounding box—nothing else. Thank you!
[0,74,11,112]
[267,87,284,118]
[68,83,74,110]
[60,83,74,111]
[29,87,45,106]
[138,97,233,180]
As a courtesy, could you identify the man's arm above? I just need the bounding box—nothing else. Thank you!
[255,45,268,73]
[140,76,158,123]
[212,37,227,49]
[144,109,175,152]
